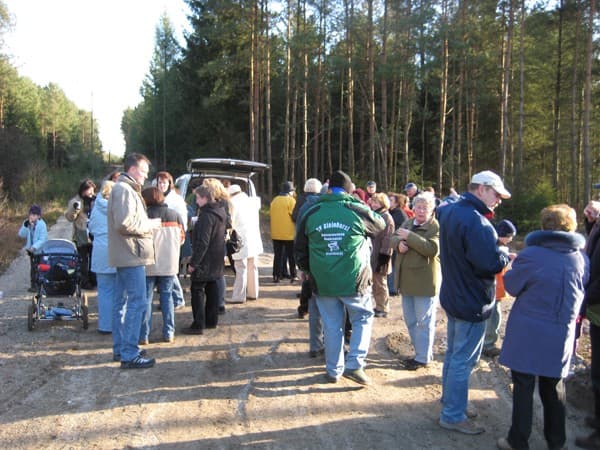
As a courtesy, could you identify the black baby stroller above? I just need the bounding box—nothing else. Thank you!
[27,238,88,330]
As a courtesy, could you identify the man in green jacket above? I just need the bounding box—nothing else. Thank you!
[295,170,385,385]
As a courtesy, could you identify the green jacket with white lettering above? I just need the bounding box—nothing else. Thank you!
[294,192,386,297]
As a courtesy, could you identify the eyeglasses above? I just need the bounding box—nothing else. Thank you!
[414,205,431,212]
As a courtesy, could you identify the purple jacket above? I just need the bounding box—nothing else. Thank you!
[499,230,589,378]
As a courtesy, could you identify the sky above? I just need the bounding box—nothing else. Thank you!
[3,0,191,157]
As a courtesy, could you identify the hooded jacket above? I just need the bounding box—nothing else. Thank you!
[437,191,510,322]
[499,230,588,378]
[145,203,185,277]
[294,192,386,297]
[190,201,227,281]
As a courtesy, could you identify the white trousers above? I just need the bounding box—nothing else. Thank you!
[230,257,259,302]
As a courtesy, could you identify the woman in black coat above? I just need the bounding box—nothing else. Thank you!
[183,184,227,334]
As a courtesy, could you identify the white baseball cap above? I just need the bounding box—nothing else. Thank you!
[471,170,511,199]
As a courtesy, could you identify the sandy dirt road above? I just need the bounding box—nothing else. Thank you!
[0,216,593,449]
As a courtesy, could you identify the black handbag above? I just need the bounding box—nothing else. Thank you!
[226,229,243,254]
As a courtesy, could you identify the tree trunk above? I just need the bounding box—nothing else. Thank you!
[552,0,563,191]
[583,0,594,202]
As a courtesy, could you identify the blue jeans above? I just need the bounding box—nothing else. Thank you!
[402,295,438,364]
[484,300,501,350]
[112,266,147,361]
[308,296,323,352]
[171,275,185,307]
[440,315,486,423]
[316,289,374,377]
[141,276,175,340]
[96,273,116,332]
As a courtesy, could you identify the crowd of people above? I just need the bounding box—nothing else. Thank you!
[19,154,600,449]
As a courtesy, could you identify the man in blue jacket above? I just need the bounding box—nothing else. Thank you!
[437,170,511,435]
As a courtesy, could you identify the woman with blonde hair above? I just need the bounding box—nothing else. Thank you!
[202,178,231,314]
[497,204,588,450]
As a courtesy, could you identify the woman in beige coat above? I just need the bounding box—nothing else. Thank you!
[391,192,440,370]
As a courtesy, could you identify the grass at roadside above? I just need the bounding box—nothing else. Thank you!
[0,202,65,276]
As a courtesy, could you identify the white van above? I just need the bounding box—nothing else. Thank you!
[175,158,270,208]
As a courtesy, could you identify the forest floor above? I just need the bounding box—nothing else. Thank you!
[0,215,595,449]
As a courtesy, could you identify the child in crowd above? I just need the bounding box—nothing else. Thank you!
[483,219,517,357]
[18,204,48,292]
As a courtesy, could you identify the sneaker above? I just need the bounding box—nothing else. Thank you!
[374,309,387,318]
[438,418,485,435]
[163,336,174,343]
[174,303,185,310]
[400,358,428,371]
[120,355,156,369]
[575,431,600,449]
[496,437,514,450]
[113,349,147,362]
[343,368,372,386]
[182,327,204,335]
[139,338,149,345]
[324,373,339,384]
[309,349,324,358]
[483,347,501,358]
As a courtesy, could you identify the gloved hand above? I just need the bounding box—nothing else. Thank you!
[23,219,30,227]
[73,201,80,210]
[376,253,391,273]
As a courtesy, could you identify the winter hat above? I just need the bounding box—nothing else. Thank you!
[496,219,517,238]
[281,181,295,194]
[29,204,42,216]
[329,170,353,193]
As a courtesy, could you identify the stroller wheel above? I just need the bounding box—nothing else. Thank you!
[27,303,36,331]
[81,305,89,330]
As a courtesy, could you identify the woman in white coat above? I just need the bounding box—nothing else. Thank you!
[227,184,263,303]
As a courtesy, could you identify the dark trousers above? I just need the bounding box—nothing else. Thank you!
[78,244,96,288]
[190,279,219,329]
[28,251,36,288]
[590,323,600,422]
[508,370,566,450]
[272,240,296,279]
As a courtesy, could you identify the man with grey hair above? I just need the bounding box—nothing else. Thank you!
[437,170,511,434]
[292,178,323,223]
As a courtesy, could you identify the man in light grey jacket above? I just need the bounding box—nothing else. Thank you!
[108,153,159,369]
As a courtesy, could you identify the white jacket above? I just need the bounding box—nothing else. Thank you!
[230,192,263,260]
